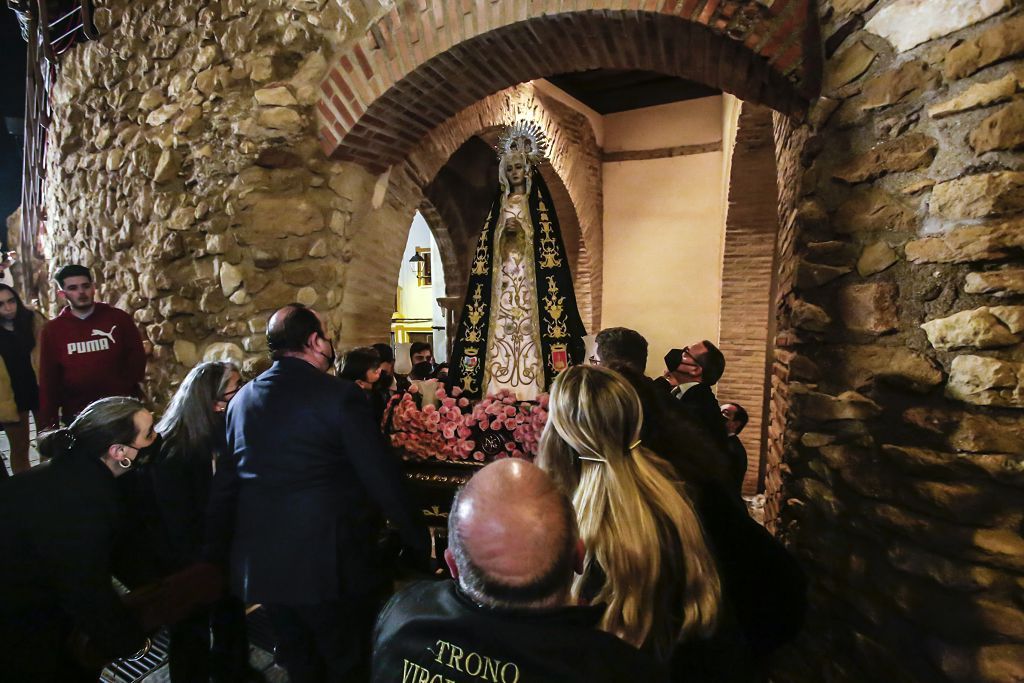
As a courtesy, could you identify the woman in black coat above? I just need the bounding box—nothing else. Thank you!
[0,396,157,682]
[147,360,248,682]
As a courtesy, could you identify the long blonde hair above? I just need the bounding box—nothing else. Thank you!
[537,365,721,653]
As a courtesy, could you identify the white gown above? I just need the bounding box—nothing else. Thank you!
[483,193,544,401]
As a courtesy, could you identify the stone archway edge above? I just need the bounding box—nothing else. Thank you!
[317,1,820,168]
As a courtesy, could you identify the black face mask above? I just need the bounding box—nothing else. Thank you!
[317,334,336,369]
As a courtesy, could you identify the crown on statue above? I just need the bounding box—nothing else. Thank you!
[497,120,549,165]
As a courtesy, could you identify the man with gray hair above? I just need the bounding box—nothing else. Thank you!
[371,458,664,682]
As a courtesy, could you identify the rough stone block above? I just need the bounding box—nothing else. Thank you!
[886,543,1000,592]
[865,0,1010,52]
[836,344,943,393]
[257,106,304,133]
[947,355,1024,407]
[793,385,883,421]
[969,99,1024,153]
[905,218,1024,263]
[255,86,298,107]
[152,149,181,183]
[219,262,243,296]
[921,306,1024,350]
[860,60,940,111]
[833,134,937,184]
[945,13,1024,81]
[796,259,851,288]
[173,339,198,367]
[838,282,899,334]
[296,285,318,306]
[145,103,180,127]
[929,69,1024,118]
[825,41,877,92]
[834,188,917,233]
[964,268,1024,296]
[930,172,1024,219]
[790,298,831,332]
[934,643,1024,683]
[203,341,245,364]
[241,195,325,237]
[857,241,898,276]
[904,406,1024,455]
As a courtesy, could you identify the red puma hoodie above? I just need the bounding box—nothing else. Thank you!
[37,302,147,428]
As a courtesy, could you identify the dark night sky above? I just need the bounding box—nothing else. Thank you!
[0,8,27,250]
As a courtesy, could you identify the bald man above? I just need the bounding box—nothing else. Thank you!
[371,459,665,683]
[206,303,427,683]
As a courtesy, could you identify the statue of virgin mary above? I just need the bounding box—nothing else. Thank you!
[449,123,587,400]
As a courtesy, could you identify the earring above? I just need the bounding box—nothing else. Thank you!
[118,457,133,469]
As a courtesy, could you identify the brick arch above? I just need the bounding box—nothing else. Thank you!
[318,2,820,170]
[368,83,602,333]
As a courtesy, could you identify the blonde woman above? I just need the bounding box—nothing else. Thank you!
[537,364,722,662]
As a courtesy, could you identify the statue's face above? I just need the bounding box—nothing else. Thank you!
[505,158,527,187]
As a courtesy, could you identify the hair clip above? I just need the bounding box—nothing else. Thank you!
[629,439,642,450]
[577,455,607,463]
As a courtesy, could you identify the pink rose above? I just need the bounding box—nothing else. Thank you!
[408,385,420,394]
[504,418,517,430]
[457,426,472,439]
[451,386,463,397]
[458,397,470,408]
[504,406,516,417]
[473,451,485,461]
[479,419,490,430]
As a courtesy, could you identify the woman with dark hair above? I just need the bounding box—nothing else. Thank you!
[341,346,387,427]
[0,396,156,681]
[148,360,248,682]
[339,346,383,390]
[0,283,47,474]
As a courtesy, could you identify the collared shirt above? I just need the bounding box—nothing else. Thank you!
[671,381,699,399]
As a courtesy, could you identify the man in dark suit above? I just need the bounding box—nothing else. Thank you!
[207,304,428,683]
[660,339,729,448]
[721,402,750,494]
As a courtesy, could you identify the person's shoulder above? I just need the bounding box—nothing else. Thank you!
[99,302,138,324]
[41,308,70,328]
[378,580,452,627]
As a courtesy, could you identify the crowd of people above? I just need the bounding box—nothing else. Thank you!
[0,264,806,683]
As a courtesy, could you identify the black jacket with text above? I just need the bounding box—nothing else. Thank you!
[372,580,666,683]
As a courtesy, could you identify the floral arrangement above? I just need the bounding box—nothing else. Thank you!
[385,383,549,463]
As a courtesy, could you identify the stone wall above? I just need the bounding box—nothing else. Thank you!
[42,0,394,398]
[766,1,1024,680]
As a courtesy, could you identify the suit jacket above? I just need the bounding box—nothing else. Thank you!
[653,377,729,449]
[206,357,428,605]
